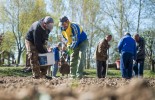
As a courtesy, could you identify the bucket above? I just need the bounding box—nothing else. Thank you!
[38,52,55,66]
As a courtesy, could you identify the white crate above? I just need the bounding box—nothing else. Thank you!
[38,52,55,66]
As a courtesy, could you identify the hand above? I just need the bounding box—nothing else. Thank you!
[133,60,136,65]
[67,45,73,55]
[106,55,109,59]
[58,62,61,66]
[68,48,73,55]
[107,44,110,48]
[67,45,71,49]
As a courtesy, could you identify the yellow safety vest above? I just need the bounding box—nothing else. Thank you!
[62,22,83,47]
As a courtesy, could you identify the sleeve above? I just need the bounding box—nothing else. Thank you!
[33,27,47,53]
[53,49,57,62]
[54,49,60,62]
[62,31,68,44]
[117,38,124,53]
[97,40,108,56]
[70,24,80,49]
[137,39,145,56]
[133,41,137,60]
[57,49,60,62]
[98,41,105,54]
[60,27,69,45]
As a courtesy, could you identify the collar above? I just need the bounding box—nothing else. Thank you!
[65,22,71,31]
[104,39,108,43]
[39,20,45,30]
[56,47,60,51]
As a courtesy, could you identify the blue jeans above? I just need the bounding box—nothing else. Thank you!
[52,62,58,77]
[133,59,144,77]
[120,52,133,79]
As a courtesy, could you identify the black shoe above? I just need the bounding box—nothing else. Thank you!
[32,76,40,79]
[45,76,52,80]
[25,68,32,72]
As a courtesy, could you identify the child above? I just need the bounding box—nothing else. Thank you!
[52,42,62,78]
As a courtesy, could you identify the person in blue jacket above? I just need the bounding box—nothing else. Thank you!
[52,42,62,77]
[118,32,136,79]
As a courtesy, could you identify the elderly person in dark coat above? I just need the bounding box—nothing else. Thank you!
[95,35,112,78]
[133,34,145,77]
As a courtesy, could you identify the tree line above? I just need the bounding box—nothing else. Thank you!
[0,0,155,71]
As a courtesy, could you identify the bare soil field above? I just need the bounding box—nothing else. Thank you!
[0,77,155,100]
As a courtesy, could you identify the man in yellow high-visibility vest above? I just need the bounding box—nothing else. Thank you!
[60,16,88,79]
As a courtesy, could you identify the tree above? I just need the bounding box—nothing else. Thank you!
[0,0,48,65]
[0,31,16,65]
[48,0,65,44]
[137,0,142,33]
[142,30,155,72]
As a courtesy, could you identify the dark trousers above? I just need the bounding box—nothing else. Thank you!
[120,52,133,79]
[133,59,144,77]
[96,60,106,78]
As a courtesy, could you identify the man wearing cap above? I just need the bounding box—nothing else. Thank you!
[25,16,54,79]
[118,32,136,79]
[133,34,145,77]
[60,16,88,79]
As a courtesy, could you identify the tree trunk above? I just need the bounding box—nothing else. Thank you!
[137,0,142,33]
[17,49,22,66]
[119,0,124,37]
[86,48,90,69]
[0,54,1,66]
[85,48,88,69]
[7,52,10,66]
[151,59,155,72]
[87,35,93,69]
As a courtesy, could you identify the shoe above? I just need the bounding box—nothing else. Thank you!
[32,76,40,79]
[70,75,76,78]
[77,75,83,79]
[45,76,52,80]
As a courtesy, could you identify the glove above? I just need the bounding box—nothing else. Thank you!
[133,60,137,65]
[67,46,73,55]
[107,44,110,48]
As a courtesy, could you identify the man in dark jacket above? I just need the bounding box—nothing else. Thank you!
[25,16,54,79]
[133,34,145,77]
[118,32,136,79]
[95,35,112,78]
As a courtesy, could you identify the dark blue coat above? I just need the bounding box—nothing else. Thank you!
[118,34,137,60]
[53,47,60,62]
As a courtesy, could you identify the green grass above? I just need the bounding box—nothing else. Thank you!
[84,69,121,78]
[0,67,31,77]
[84,69,155,78]
[0,67,155,78]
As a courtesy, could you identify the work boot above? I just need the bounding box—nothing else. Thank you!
[45,76,52,80]
[41,75,52,80]
[32,76,40,79]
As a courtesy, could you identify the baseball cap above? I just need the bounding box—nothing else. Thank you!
[44,16,54,24]
[60,16,68,23]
